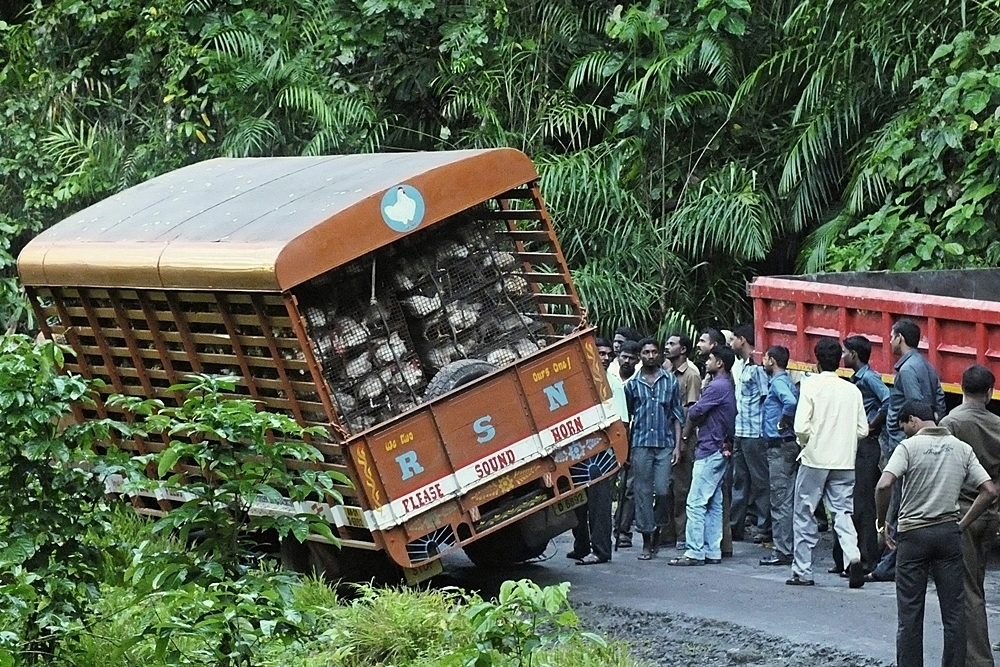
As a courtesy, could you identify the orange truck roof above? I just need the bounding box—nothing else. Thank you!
[18,148,538,292]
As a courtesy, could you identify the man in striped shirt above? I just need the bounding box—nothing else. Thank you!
[625,337,685,561]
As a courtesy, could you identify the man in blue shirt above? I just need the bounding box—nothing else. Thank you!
[759,345,799,566]
[836,335,890,573]
[669,345,737,566]
[625,337,685,561]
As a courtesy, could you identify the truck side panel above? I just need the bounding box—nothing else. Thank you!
[750,276,1000,394]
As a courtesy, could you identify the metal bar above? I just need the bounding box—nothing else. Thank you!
[250,293,304,424]
[164,292,203,373]
[213,292,260,399]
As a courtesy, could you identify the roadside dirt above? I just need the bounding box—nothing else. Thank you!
[574,602,892,667]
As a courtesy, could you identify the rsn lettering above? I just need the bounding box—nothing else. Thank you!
[542,380,569,411]
[550,416,584,443]
[401,482,444,513]
[473,415,496,443]
[395,450,425,480]
[474,449,516,478]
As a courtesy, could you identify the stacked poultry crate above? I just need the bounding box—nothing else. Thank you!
[298,211,551,435]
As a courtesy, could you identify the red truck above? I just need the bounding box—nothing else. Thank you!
[750,269,1000,395]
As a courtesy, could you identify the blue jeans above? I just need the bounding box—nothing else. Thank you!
[632,446,673,535]
[684,450,727,560]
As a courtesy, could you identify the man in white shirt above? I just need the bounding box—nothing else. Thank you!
[788,338,869,587]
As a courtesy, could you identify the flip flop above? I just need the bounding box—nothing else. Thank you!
[668,556,705,566]
[638,551,653,561]
[576,554,609,565]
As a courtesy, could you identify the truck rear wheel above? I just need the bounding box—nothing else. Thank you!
[462,524,548,567]
[423,359,497,401]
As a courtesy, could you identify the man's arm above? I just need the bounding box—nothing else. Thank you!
[865,373,890,434]
[793,383,812,443]
[959,480,999,531]
[777,377,797,432]
[875,470,897,549]
[855,392,869,439]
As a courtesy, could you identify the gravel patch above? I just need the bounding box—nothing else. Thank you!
[574,602,892,667]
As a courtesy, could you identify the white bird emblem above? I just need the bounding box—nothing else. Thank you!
[383,186,418,227]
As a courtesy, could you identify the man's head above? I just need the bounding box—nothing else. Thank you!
[842,335,872,370]
[898,399,935,437]
[619,340,640,379]
[962,364,996,405]
[665,333,692,362]
[637,337,661,370]
[596,337,613,370]
[762,345,789,375]
[731,323,754,357]
[613,326,643,355]
[814,338,842,373]
[890,319,920,356]
[707,345,736,377]
[697,328,726,356]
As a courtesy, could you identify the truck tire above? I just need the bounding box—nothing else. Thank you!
[423,359,497,401]
[462,524,549,567]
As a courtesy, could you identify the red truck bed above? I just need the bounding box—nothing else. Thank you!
[749,269,1000,396]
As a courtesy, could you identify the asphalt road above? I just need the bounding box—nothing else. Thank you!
[440,530,1000,665]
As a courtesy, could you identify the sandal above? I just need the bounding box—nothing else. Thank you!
[638,551,653,561]
[668,556,705,566]
[576,553,609,565]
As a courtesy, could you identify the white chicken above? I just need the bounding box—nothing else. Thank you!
[312,334,334,361]
[485,251,516,269]
[498,274,529,295]
[330,317,370,354]
[513,338,540,358]
[347,414,377,433]
[356,373,385,400]
[344,352,372,379]
[365,299,393,328]
[486,346,517,366]
[402,293,441,317]
[303,306,329,330]
[445,301,479,331]
[374,331,408,363]
[426,341,465,369]
[434,240,470,264]
[333,391,357,412]
[399,358,425,388]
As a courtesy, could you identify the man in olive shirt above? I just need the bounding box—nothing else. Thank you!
[940,365,1000,667]
[663,333,702,550]
[876,400,998,667]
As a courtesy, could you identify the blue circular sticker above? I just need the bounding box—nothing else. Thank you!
[380,184,425,232]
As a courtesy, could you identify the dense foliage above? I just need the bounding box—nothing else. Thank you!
[3,0,1000,336]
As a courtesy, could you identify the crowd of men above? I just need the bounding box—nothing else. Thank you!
[570,319,1000,667]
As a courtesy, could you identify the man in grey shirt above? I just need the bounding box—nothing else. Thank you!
[876,400,997,667]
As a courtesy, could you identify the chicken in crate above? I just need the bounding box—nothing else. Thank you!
[297,210,551,435]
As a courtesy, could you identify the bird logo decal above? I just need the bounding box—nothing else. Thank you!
[381,184,425,232]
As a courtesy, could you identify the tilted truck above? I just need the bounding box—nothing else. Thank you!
[750,268,1000,397]
[17,148,628,584]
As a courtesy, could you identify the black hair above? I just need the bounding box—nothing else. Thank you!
[637,336,660,352]
[962,364,996,396]
[733,323,754,346]
[892,318,921,348]
[701,327,726,348]
[710,345,736,373]
[669,333,693,356]
[614,326,644,342]
[595,337,612,349]
[620,340,641,355]
[814,338,842,372]
[898,399,934,425]
[765,345,789,369]
[843,335,872,364]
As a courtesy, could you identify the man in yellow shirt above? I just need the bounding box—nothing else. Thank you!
[788,338,869,587]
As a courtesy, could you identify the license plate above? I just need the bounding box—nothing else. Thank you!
[553,489,587,515]
[402,559,443,585]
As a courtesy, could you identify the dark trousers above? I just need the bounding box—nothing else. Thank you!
[663,452,693,545]
[731,436,770,539]
[570,478,613,560]
[614,466,634,542]
[833,436,881,571]
[896,522,966,667]
[962,511,997,667]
